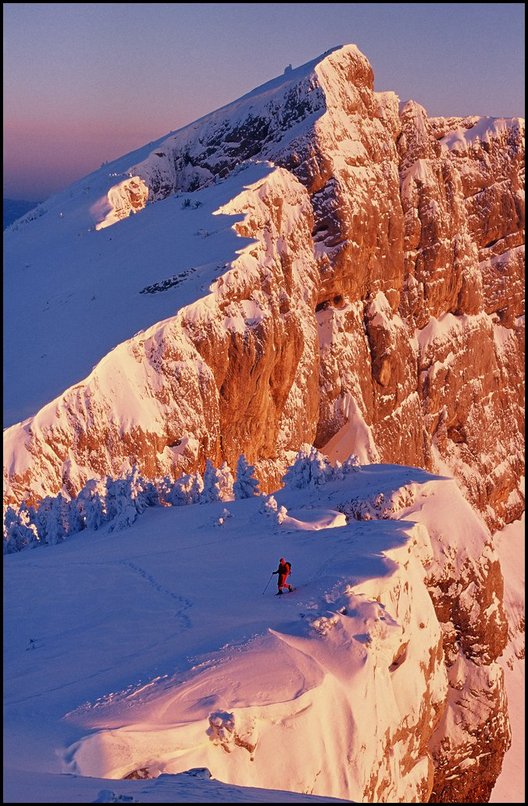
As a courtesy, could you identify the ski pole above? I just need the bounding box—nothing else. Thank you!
[262,572,274,594]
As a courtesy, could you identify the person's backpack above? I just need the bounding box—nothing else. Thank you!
[285,561,292,574]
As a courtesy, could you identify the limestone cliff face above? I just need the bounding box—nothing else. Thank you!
[398,107,525,531]
[4,167,320,504]
[416,485,510,803]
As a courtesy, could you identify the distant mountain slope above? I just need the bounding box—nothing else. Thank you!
[3,197,40,229]
[3,165,269,427]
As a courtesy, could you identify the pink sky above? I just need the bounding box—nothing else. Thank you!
[4,3,524,200]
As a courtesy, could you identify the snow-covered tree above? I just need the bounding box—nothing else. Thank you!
[200,460,235,504]
[261,494,278,516]
[35,496,54,543]
[127,465,159,512]
[213,507,232,527]
[233,455,260,499]
[105,477,139,532]
[45,493,68,545]
[154,475,174,507]
[85,491,106,531]
[341,454,361,474]
[108,504,138,532]
[143,478,160,507]
[332,454,361,481]
[168,471,204,506]
[276,505,288,524]
[187,471,204,504]
[3,508,17,553]
[19,500,37,525]
[282,446,332,488]
[75,478,108,531]
[200,460,223,503]
[3,506,18,537]
[260,495,287,526]
[64,496,84,536]
[3,505,39,553]
[166,475,188,507]
[217,462,234,501]
[76,480,97,529]
[333,460,344,481]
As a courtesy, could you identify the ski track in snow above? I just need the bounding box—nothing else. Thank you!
[120,559,193,630]
[6,665,121,707]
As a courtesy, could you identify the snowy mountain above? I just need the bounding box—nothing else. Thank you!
[3,45,524,532]
[3,43,525,802]
[3,198,40,229]
[4,463,521,802]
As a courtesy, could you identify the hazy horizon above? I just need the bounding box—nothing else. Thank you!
[4,3,525,200]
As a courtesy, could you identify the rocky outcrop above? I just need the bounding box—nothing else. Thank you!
[4,167,320,505]
[95,176,149,230]
[414,484,510,802]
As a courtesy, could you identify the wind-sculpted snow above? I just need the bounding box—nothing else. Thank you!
[0,469,427,798]
[3,466,510,802]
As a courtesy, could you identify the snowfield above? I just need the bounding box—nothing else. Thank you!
[3,770,349,804]
[5,462,519,802]
[3,163,273,428]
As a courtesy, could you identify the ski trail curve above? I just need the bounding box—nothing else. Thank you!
[121,560,193,630]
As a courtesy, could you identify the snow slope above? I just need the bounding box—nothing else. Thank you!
[4,463,510,802]
[3,198,40,230]
[3,769,349,804]
[3,44,349,428]
[3,163,271,427]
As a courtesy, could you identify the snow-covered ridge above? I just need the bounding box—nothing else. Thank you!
[93,45,372,229]
[4,41,523,537]
[3,163,320,505]
[4,465,509,802]
[435,116,524,152]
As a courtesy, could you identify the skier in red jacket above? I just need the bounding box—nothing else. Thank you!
[273,557,293,595]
